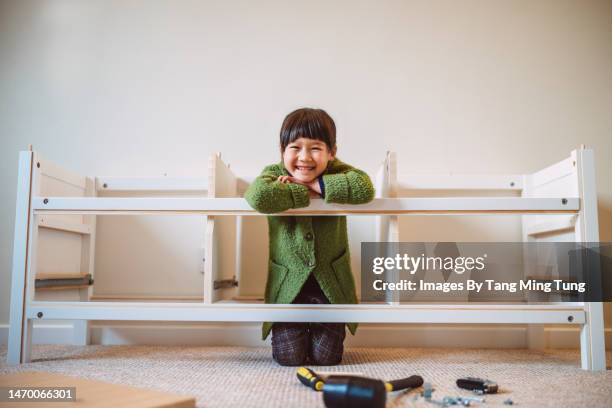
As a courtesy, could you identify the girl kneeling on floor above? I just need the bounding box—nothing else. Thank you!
[245,108,375,366]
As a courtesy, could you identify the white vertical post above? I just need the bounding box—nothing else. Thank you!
[74,177,97,345]
[203,153,238,303]
[521,174,546,350]
[374,153,390,243]
[378,152,400,305]
[235,215,243,296]
[8,151,34,365]
[574,147,606,371]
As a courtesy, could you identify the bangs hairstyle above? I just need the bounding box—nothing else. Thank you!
[280,108,336,152]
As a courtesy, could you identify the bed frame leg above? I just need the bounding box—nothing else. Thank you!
[73,321,91,345]
[8,151,34,365]
[22,319,33,363]
[7,319,33,365]
[580,302,606,371]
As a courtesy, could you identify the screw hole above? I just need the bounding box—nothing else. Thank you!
[43,198,48,204]
[510,182,515,187]
[568,315,574,322]
[103,183,108,188]
[36,162,40,168]
[37,312,43,318]
[561,198,568,205]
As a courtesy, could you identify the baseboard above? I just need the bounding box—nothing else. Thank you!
[0,323,75,346]
[1,323,611,348]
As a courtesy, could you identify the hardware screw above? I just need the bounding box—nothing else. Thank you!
[103,183,108,188]
[36,162,40,168]
[561,198,567,205]
[510,182,515,187]
[37,312,43,318]
[568,315,574,322]
[43,198,48,204]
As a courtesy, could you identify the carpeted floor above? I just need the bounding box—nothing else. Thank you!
[0,345,610,407]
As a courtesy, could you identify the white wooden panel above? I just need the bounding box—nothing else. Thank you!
[522,162,578,241]
[530,156,575,188]
[236,216,268,297]
[36,157,91,309]
[526,216,577,237]
[38,158,86,191]
[35,229,82,281]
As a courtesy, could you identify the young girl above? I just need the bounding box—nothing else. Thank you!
[244,108,375,366]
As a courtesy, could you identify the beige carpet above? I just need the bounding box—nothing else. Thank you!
[0,345,610,407]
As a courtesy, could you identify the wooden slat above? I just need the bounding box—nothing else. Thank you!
[91,295,203,301]
[38,217,91,234]
[529,156,575,188]
[36,285,91,291]
[38,158,87,190]
[36,272,88,280]
[527,216,577,236]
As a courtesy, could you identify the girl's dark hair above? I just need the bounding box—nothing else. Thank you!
[280,108,336,152]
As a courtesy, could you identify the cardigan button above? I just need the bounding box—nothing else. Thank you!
[307,260,315,267]
[305,232,313,241]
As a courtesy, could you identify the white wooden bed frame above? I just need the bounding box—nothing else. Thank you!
[8,146,606,370]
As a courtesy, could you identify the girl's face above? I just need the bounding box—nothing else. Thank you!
[283,137,335,183]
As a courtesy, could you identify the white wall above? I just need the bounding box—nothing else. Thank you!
[1,0,611,344]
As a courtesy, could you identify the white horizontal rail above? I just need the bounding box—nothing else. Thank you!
[398,174,523,190]
[28,301,585,324]
[32,197,579,215]
[96,177,208,192]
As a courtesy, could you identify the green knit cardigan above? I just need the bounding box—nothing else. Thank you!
[244,158,375,340]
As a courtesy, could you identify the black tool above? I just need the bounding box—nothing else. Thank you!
[456,377,498,394]
[297,367,424,408]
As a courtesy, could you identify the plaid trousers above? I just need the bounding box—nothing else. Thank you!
[271,273,346,366]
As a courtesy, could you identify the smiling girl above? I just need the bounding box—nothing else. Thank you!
[245,108,375,366]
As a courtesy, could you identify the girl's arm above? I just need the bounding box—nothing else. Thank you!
[321,160,375,204]
[244,164,310,214]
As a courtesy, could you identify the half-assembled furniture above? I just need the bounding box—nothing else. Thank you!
[8,146,605,370]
